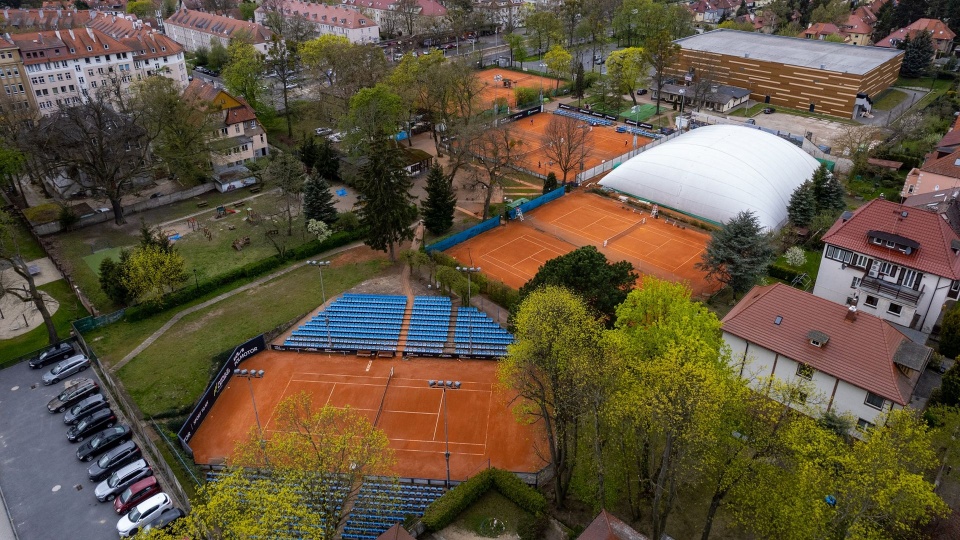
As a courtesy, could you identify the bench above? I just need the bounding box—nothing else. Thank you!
[196,201,209,208]
[249,186,262,194]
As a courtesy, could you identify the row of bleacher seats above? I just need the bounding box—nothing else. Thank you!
[283,294,406,352]
[452,307,512,357]
[341,480,445,540]
[615,125,663,139]
[553,108,614,126]
[405,297,452,356]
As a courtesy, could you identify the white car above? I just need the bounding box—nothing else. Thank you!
[328,132,344,143]
[116,492,172,537]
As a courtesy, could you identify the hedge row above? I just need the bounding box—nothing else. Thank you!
[422,468,546,531]
[125,229,365,322]
[767,263,802,282]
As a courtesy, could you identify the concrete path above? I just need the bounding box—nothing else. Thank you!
[110,241,364,373]
[0,482,16,540]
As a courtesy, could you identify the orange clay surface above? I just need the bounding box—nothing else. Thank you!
[474,69,652,182]
[447,191,718,297]
[188,350,549,480]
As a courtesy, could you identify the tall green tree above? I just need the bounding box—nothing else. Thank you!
[342,84,405,152]
[643,31,680,115]
[939,302,960,360]
[519,246,638,323]
[499,285,607,507]
[696,211,775,298]
[0,211,59,344]
[900,31,934,78]
[543,44,573,91]
[355,146,416,261]
[810,163,844,214]
[222,40,265,111]
[787,181,816,228]
[98,251,132,307]
[421,163,456,235]
[123,244,187,305]
[606,47,649,105]
[303,175,338,225]
[543,171,559,194]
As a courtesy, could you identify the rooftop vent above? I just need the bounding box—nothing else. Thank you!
[774,315,783,325]
[846,305,858,321]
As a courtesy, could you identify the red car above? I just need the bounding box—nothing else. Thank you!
[114,477,161,515]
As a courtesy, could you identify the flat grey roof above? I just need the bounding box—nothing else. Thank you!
[675,29,903,75]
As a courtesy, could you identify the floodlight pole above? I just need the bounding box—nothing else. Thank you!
[456,266,481,355]
[428,381,460,488]
[307,260,331,305]
[234,368,267,458]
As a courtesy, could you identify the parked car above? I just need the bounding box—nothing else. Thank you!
[67,408,116,443]
[47,378,99,413]
[95,459,152,502]
[116,493,172,537]
[762,107,776,114]
[141,508,185,534]
[41,355,90,385]
[328,132,344,143]
[64,393,109,425]
[636,88,648,96]
[745,118,756,125]
[89,441,142,482]
[117,493,173,538]
[113,476,160,514]
[76,425,132,462]
[315,127,333,137]
[28,342,75,369]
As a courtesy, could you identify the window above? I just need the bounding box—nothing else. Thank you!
[249,120,256,129]
[871,237,883,245]
[851,276,862,288]
[878,262,898,277]
[796,363,814,379]
[825,245,853,264]
[864,295,878,308]
[865,392,885,410]
[902,269,920,289]
[851,254,868,268]
[856,418,874,431]
[887,303,902,316]
[949,280,960,300]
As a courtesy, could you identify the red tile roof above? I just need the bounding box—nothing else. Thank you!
[165,8,271,44]
[375,524,415,540]
[937,115,960,150]
[259,1,376,30]
[920,147,960,180]
[803,22,841,38]
[10,27,132,64]
[876,18,957,47]
[722,283,916,404]
[578,510,649,540]
[822,198,960,279]
[843,6,876,35]
[185,79,258,125]
[343,0,446,17]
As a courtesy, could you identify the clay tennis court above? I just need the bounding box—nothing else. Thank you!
[475,67,559,109]
[447,191,718,297]
[188,350,548,480]
[505,111,653,183]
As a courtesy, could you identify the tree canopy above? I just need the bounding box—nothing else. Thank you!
[519,245,638,323]
[421,163,456,235]
[696,210,774,297]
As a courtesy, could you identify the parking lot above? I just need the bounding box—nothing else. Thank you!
[0,359,123,539]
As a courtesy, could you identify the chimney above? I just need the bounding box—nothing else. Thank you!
[846,305,858,321]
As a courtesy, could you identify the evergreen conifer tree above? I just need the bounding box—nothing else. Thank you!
[303,175,338,225]
[819,173,847,214]
[900,31,934,78]
[356,146,417,260]
[696,210,774,298]
[314,138,341,182]
[787,181,816,228]
[543,172,559,194]
[422,163,457,235]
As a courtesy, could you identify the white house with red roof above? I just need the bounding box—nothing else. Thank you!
[688,0,740,23]
[812,198,960,336]
[875,18,956,56]
[185,79,269,171]
[164,8,272,55]
[255,1,379,44]
[723,283,931,429]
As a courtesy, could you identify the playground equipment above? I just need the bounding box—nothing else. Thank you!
[232,237,251,251]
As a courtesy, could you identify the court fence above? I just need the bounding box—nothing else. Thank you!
[425,216,502,253]
[73,308,126,333]
[71,325,193,511]
[506,186,564,220]
[575,130,683,185]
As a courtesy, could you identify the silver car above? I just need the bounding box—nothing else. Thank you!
[95,459,152,502]
[41,355,90,385]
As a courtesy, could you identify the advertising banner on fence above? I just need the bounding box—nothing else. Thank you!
[624,119,655,129]
[496,105,542,126]
[177,334,267,449]
[557,103,617,122]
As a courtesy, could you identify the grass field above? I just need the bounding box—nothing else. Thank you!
[872,89,909,111]
[453,490,531,536]
[624,103,658,122]
[82,246,126,273]
[773,249,822,288]
[1,280,88,364]
[115,255,390,417]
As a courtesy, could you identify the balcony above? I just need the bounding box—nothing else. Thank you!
[860,276,922,306]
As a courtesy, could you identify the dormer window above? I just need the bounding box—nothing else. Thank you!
[871,237,882,245]
[87,46,92,51]
[807,330,829,348]
[104,44,109,50]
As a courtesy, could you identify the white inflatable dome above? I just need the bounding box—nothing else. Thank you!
[598,125,821,230]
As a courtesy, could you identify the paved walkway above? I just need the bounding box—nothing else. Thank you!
[0,481,16,540]
[110,241,364,373]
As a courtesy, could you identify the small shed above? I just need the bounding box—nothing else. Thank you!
[213,164,257,193]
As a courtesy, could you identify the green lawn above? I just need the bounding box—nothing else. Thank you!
[452,490,532,536]
[871,89,909,111]
[116,257,390,417]
[774,248,822,287]
[728,103,766,117]
[1,280,88,364]
[82,246,126,273]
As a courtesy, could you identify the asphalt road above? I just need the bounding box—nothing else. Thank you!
[0,362,120,539]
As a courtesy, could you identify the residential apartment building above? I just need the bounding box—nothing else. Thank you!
[876,18,956,57]
[671,30,903,119]
[185,79,268,168]
[254,1,379,44]
[902,148,960,198]
[164,9,272,55]
[688,0,739,23]
[723,283,931,429]
[473,0,526,32]
[11,26,186,116]
[812,198,960,336]
[0,36,36,114]
[86,14,189,87]
[342,0,446,36]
